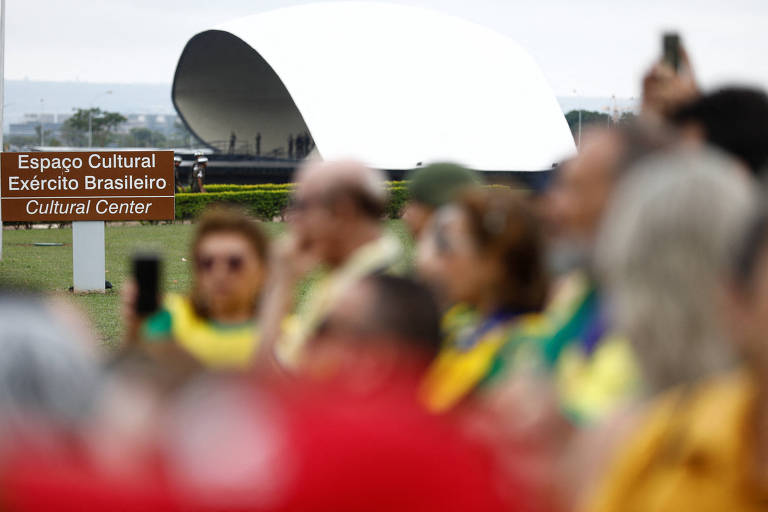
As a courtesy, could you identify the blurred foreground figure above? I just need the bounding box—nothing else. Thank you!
[402,162,482,239]
[259,160,402,369]
[536,129,641,424]
[530,123,675,424]
[671,87,768,176]
[568,149,756,510]
[162,275,517,512]
[2,278,525,512]
[124,205,269,369]
[417,188,548,412]
[587,176,767,512]
[0,291,100,443]
[596,149,755,394]
[641,39,768,176]
[303,274,443,382]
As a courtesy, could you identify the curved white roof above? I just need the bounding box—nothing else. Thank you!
[172,2,575,171]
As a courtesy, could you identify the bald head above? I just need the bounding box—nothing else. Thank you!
[290,160,388,267]
[295,159,387,218]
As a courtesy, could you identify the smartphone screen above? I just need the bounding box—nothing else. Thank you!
[663,33,681,71]
[133,253,160,315]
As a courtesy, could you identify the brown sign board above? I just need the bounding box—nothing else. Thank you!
[1,151,175,221]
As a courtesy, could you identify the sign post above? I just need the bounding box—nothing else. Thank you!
[0,0,6,259]
[0,150,175,292]
[72,221,105,292]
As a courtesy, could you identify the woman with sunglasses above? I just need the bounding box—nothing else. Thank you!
[417,188,549,412]
[124,205,269,370]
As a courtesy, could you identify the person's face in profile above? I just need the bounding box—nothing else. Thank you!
[417,206,495,308]
[287,184,339,265]
[544,130,619,244]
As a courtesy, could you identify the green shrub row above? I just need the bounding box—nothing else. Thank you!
[204,183,294,193]
[175,182,410,221]
[175,190,291,221]
[204,181,406,194]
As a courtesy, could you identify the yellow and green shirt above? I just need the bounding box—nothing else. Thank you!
[275,234,403,369]
[483,272,642,425]
[420,305,546,413]
[142,293,259,370]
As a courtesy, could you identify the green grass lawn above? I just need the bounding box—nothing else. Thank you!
[0,220,412,349]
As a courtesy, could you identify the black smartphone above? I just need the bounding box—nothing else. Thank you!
[663,32,681,72]
[133,253,160,315]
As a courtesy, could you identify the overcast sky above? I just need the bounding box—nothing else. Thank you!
[5,0,768,97]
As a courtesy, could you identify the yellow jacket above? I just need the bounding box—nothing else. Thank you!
[587,371,768,512]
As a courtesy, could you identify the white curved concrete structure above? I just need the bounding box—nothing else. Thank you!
[172,2,575,171]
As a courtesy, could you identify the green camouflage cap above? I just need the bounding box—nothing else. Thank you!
[407,162,483,208]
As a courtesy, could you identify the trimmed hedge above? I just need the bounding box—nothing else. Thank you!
[386,186,408,219]
[204,181,406,194]
[176,190,291,221]
[204,183,294,193]
[175,182,410,221]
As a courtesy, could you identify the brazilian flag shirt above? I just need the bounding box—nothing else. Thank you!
[142,293,259,370]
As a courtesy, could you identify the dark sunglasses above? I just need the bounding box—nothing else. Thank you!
[196,254,245,274]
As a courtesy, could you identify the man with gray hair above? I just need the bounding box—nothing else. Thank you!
[259,159,403,369]
[583,148,761,512]
[596,148,756,394]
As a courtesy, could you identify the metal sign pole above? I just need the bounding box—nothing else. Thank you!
[0,0,6,260]
[72,220,105,293]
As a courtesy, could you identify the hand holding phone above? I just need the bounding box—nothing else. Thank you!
[133,253,161,315]
[663,32,681,72]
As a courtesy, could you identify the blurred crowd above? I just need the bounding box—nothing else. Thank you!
[3,42,768,511]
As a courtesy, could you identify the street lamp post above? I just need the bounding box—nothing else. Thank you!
[0,0,6,260]
[572,89,582,149]
[578,109,582,148]
[39,98,44,146]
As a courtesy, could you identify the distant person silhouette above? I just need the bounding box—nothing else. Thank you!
[307,133,314,153]
[173,155,183,193]
[288,134,295,159]
[255,133,261,156]
[228,131,237,154]
[296,132,305,159]
[191,153,207,193]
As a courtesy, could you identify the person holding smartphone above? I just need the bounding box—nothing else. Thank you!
[123,205,269,370]
[641,33,699,121]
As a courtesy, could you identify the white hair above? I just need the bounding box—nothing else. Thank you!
[596,148,757,393]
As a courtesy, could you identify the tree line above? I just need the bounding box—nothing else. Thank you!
[7,107,201,149]
[565,109,637,141]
